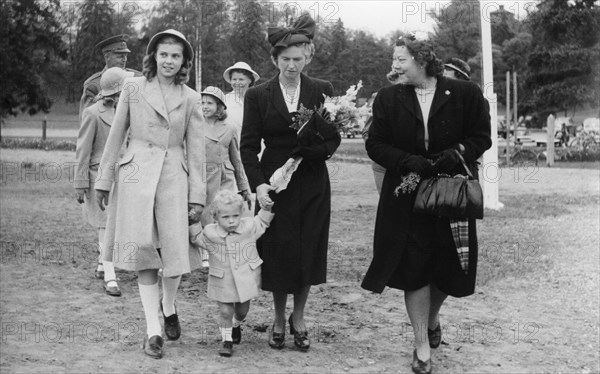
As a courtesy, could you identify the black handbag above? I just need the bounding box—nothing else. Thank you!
[413,150,484,219]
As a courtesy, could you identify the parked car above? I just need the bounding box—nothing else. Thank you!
[528,130,562,147]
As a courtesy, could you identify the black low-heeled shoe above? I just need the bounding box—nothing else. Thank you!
[411,349,432,374]
[161,303,181,340]
[428,323,442,348]
[142,335,163,359]
[268,325,285,349]
[288,314,310,350]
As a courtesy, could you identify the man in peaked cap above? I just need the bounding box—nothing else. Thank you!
[78,34,139,119]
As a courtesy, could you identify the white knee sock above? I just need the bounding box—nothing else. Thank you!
[220,327,232,342]
[161,276,181,316]
[138,282,162,338]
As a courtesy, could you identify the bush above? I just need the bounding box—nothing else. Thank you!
[0,137,76,151]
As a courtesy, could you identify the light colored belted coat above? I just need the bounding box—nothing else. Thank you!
[95,76,207,277]
[190,209,274,303]
[74,99,113,228]
[201,120,250,226]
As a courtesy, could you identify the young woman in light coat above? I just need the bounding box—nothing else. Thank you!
[95,29,206,359]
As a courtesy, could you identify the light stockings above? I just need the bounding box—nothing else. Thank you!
[98,228,117,286]
[161,275,181,317]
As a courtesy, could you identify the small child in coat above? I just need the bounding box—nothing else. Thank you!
[189,189,274,357]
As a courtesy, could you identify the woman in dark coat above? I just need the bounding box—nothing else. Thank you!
[361,35,491,374]
[240,14,340,351]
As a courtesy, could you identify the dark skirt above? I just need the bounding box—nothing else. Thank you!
[386,214,478,297]
[257,152,331,293]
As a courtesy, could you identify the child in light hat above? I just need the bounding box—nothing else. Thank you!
[198,86,251,228]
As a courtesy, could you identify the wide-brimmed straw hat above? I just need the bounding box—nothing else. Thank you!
[146,29,194,61]
[223,61,260,84]
[201,86,227,109]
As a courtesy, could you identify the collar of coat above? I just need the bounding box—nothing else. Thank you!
[264,72,318,125]
[205,119,230,142]
[142,77,185,125]
[395,75,453,124]
[214,220,246,238]
[96,100,115,126]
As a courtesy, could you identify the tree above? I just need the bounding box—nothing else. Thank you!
[227,0,273,81]
[430,0,482,63]
[0,0,66,122]
[525,0,600,116]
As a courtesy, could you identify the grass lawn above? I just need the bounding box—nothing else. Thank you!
[1,149,599,373]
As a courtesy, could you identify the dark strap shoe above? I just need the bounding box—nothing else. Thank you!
[289,314,310,350]
[268,325,285,349]
[218,341,233,357]
[428,323,442,348]
[161,303,181,340]
[143,335,163,359]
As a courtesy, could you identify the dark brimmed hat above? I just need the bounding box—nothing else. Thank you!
[223,62,260,84]
[444,58,471,80]
[146,29,194,61]
[201,86,227,109]
[96,35,131,53]
[267,14,315,48]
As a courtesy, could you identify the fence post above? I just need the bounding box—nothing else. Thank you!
[42,116,47,141]
[546,114,555,166]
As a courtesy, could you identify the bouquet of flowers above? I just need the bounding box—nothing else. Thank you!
[269,81,363,193]
[393,172,421,196]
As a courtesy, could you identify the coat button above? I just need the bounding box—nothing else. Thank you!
[234,264,238,270]
[148,143,153,148]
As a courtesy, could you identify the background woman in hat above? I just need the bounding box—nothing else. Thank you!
[361,35,491,374]
[74,67,133,297]
[198,86,250,227]
[222,62,260,140]
[240,14,341,351]
[95,29,206,359]
[443,57,472,81]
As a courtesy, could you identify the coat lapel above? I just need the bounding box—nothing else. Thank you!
[429,76,451,120]
[98,102,114,126]
[298,73,316,109]
[205,120,228,141]
[142,78,170,124]
[268,75,293,125]
[169,84,184,114]
[397,85,421,123]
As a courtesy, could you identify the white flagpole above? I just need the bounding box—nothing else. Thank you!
[480,0,503,210]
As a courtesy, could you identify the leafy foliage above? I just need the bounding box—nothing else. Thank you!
[525,0,600,115]
[0,0,66,122]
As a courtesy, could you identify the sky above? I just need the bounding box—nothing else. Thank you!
[311,1,537,38]
[105,0,539,39]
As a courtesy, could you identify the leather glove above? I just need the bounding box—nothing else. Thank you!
[432,149,461,174]
[401,155,434,177]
